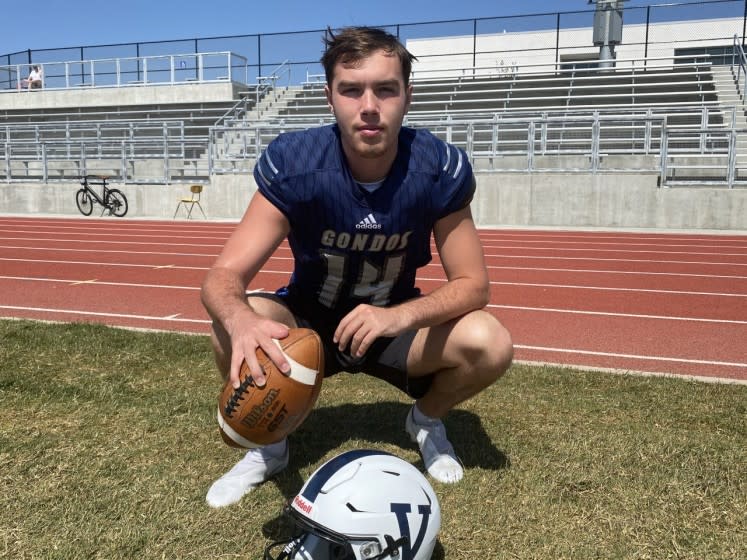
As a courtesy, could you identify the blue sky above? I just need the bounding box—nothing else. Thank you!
[2,0,659,54]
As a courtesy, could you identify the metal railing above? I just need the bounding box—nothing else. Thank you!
[1,113,743,187]
[1,138,210,184]
[2,0,744,87]
[207,113,745,187]
[2,120,185,146]
[731,34,747,104]
[1,51,248,91]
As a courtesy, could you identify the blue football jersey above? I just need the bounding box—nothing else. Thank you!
[254,124,475,321]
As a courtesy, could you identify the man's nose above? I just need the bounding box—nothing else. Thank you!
[360,89,378,114]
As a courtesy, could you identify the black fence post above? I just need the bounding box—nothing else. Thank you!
[555,12,560,74]
[472,18,477,76]
[644,6,650,70]
[257,34,262,81]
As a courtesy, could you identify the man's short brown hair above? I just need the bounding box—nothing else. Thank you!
[321,26,417,87]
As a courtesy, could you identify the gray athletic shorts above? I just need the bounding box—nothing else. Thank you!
[247,291,433,399]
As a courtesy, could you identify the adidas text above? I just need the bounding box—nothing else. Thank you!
[356,213,382,229]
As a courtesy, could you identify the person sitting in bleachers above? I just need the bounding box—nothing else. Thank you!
[18,66,43,91]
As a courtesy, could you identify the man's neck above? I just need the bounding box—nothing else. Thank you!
[344,147,397,184]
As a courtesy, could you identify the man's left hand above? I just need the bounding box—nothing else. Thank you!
[334,304,407,358]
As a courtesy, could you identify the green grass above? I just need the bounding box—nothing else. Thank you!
[0,319,745,559]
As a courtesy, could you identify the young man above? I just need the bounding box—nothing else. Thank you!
[201,26,513,508]
[18,65,42,91]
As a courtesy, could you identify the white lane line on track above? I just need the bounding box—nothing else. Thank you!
[488,280,747,298]
[2,228,745,250]
[416,275,747,298]
[69,279,98,285]
[478,240,747,251]
[1,274,742,325]
[515,344,747,369]
[0,306,209,323]
[484,264,747,281]
[481,252,747,267]
[0,257,209,269]
[0,236,225,248]
[0,227,234,239]
[3,273,744,300]
[0,276,200,290]
[22,245,744,267]
[481,245,747,257]
[489,304,747,325]
[0,245,295,260]
[0,245,222,258]
[3,256,747,282]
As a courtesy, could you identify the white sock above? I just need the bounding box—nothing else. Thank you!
[262,438,288,457]
[407,405,464,484]
[206,438,289,508]
[412,403,440,425]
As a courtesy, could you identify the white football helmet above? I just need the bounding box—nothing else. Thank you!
[264,450,441,560]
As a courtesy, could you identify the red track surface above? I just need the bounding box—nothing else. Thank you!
[1,216,745,383]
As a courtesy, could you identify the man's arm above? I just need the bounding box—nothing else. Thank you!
[201,191,292,387]
[334,204,489,357]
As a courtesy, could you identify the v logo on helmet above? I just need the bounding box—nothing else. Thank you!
[390,502,432,560]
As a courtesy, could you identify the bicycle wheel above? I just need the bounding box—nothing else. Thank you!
[75,189,94,216]
[105,189,128,217]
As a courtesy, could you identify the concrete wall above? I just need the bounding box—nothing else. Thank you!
[2,172,745,231]
[0,82,243,112]
[474,172,747,230]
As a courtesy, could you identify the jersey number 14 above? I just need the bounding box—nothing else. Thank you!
[318,252,405,308]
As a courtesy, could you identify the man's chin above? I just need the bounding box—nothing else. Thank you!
[351,140,389,159]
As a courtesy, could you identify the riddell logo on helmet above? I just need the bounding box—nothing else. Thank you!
[294,495,313,514]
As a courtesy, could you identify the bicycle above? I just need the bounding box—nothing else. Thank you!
[75,175,128,217]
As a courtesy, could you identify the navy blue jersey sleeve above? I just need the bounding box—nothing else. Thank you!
[254,137,293,218]
[436,141,475,219]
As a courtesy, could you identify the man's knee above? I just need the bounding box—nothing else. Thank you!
[456,310,513,380]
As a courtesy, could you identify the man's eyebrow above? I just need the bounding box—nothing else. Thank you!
[336,79,401,88]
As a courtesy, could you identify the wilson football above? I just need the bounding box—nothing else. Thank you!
[217,328,324,448]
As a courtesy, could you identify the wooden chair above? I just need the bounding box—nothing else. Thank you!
[173,184,206,219]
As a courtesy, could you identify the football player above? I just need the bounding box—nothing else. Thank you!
[201,26,513,508]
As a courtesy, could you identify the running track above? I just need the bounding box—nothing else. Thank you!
[0,216,745,383]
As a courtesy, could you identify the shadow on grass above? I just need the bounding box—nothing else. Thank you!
[260,401,508,558]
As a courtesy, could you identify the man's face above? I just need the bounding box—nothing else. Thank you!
[325,49,412,173]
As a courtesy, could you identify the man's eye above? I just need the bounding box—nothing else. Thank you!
[378,85,400,97]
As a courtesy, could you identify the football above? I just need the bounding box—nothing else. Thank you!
[217,328,324,448]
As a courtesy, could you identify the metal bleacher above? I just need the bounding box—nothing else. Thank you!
[209,53,742,185]
[0,90,267,182]
[2,47,746,186]
[277,55,720,122]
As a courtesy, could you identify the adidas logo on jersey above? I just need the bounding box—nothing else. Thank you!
[356,213,382,230]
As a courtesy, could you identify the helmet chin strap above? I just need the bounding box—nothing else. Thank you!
[265,533,408,560]
[264,535,304,560]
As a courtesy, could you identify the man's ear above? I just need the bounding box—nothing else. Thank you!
[325,85,334,114]
[404,83,413,113]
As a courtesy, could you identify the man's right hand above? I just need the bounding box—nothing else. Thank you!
[225,307,291,389]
